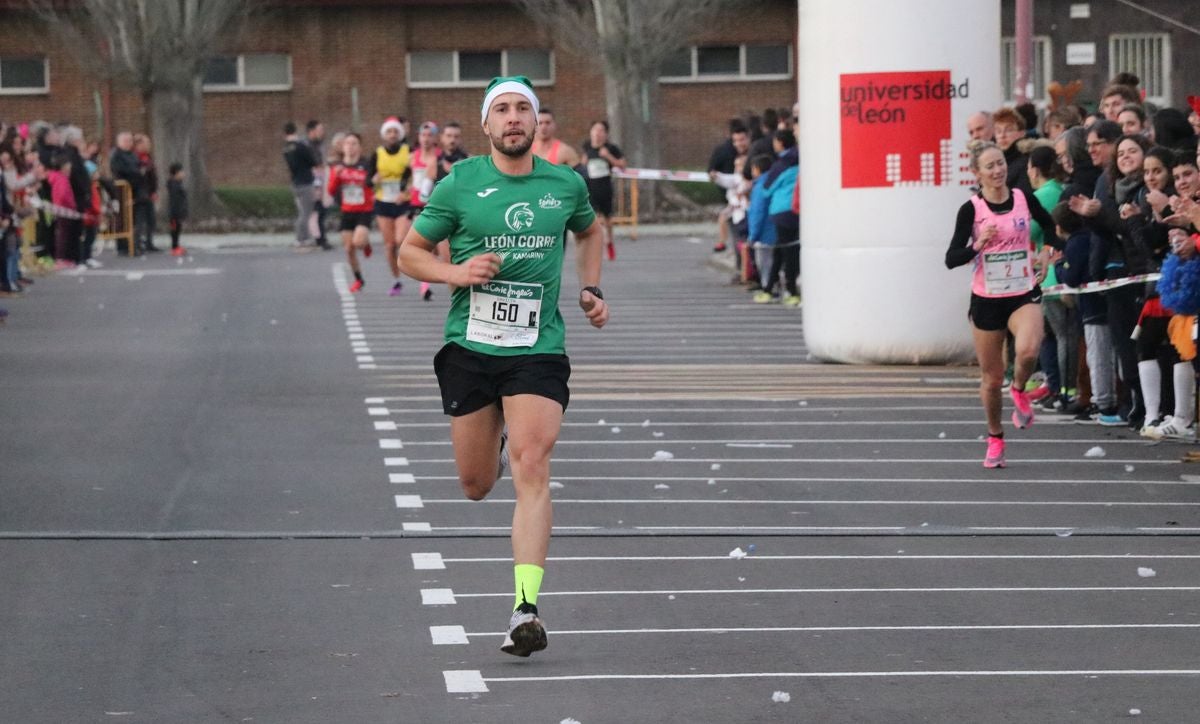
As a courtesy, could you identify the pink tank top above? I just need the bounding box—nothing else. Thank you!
[970,189,1035,299]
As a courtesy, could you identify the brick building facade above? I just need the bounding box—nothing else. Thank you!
[998,0,1199,108]
[0,0,797,187]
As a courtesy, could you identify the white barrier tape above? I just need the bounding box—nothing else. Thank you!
[614,168,712,183]
[28,196,83,220]
[1041,273,1160,297]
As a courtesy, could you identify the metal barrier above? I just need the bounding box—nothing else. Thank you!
[611,177,639,240]
[98,180,134,255]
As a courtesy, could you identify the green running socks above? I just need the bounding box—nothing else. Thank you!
[514,563,544,610]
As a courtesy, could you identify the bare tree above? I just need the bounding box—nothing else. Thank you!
[29,0,261,217]
[512,0,746,177]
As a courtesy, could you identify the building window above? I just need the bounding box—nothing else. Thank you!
[1110,33,1171,106]
[1001,36,1052,104]
[659,44,792,83]
[407,49,554,88]
[203,53,291,92]
[0,57,49,94]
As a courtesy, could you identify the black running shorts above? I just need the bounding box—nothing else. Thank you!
[434,343,570,416]
[373,200,412,219]
[968,288,1042,332]
[339,211,374,231]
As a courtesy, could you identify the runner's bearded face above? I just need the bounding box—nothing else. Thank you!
[485,94,536,158]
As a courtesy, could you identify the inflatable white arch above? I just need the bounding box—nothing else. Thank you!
[799,0,1001,363]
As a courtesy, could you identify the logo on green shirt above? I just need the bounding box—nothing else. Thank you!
[505,202,535,232]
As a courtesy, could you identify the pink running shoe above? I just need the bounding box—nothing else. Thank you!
[420,281,432,301]
[1027,383,1052,402]
[389,281,403,297]
[1011,387,1035,429]
[983,434,1006,469]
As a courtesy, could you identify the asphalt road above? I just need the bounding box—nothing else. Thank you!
[2,232,1198,723]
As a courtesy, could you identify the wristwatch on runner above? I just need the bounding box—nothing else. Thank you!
[581,286,604,300]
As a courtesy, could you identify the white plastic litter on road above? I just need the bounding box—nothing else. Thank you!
[1085,446,1107,458]
[652,451,674,461]
[642,419,651,427]
[549,481,565,490]
[597,419,606,425]
[561,719,582,724]
[654,483,671,490]
[653,431,665,438]
[799,400,808,406]
[1138,567,1157,578]
[729,547,748,559]
[1130,709,1142,716]
[707,479,717,485]
[611,426,622,434]
[711,463,721,471]
[772,691,792,703]
[938,432,947,439]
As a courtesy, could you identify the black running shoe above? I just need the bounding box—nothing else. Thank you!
[501,602,547,657]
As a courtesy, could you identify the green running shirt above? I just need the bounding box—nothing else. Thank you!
[413,155,596,357]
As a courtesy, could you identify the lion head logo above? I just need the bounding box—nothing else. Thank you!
[504,202,535,232]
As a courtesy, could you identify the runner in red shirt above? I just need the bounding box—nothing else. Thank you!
[327,133,375,293]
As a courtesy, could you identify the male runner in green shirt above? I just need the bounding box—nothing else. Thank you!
[398,76,608,657]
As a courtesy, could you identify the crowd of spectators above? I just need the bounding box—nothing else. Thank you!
[0,119,169,322]
[706,104,802,306]
[958,73,1200,439]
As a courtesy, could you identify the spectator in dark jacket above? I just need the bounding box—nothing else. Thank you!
[167,162,187,256]
[109,132,142,255]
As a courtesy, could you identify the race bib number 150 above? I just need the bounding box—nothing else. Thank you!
[466,280,543,348]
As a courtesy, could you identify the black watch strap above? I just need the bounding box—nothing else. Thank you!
[582,285,604,300]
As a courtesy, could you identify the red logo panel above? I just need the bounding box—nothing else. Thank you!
[840,71,959,189]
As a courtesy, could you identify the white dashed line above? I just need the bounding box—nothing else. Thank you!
[384,457,409,466]
[422,588,457,605]
[389,473,416,484]
[411,552,446,570]
[443,670,487,693]
[379,439,404,450]
[367,407,389,416]
[431,625,469,645]
[394,494,424,509]
[374,421,398,431]
[403,522,433,532]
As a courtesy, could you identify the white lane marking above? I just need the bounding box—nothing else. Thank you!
[411,552,445,570]
[349,404,989,412]
[464,623,1200,637]
[402,456,1172,465]
[384,457,409,466]
[374,421,398,431]
[444,670,487,693]
[1140,527,1200,532]
[373,420,1088,429]
[440,553,1200,563]
[403,522,432,532]
[379,439,403,449]
[450,585,1200,599]
[727,443,794,448]
[356,355,375,363]
[413,474,1192,486]
[394,495,423,509]
[422,588,457,604]
[389,473,416,484]
[418,497,1200,508]
[365,397,386,404]
[349,334,366,340]
[367,407,389,416]
[483,669,1200,685]
[359,364,378,369]
[76,268,220,277]
[431,625,469,645]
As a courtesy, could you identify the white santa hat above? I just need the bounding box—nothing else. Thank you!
[480,76,539,124]
[380,117,406,140]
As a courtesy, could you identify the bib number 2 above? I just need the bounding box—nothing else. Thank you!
[982,250,1032,296]
[466,280,543,348]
